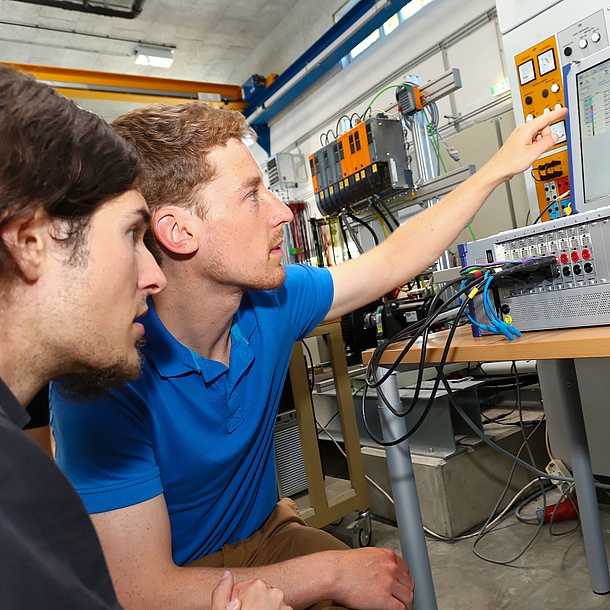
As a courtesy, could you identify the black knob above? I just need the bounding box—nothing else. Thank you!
[525,96,533,105]
[564,46,573,57]
[542,89,549,98]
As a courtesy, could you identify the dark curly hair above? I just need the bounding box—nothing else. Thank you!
[0,64,141,275]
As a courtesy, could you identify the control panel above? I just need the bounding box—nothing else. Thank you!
[499,1,610,223]
[459,205,610,333]
[557,9,609,63]
[514,36,570,222]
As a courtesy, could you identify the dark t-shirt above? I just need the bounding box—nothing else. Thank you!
[0,377,122,609]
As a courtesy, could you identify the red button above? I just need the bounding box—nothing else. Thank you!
[582,248,591,260]
[571,251,580,262]
[560,253,569,264]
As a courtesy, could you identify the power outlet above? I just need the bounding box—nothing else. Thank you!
[544,180,558,203]
[556,176,570,195]
[548,201,561,220]
[546,459,574,496]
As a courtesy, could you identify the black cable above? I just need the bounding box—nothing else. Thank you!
[338,214,353,260]
[377,198,400,229]
[369,199,395,233]
[446,376,610,490]
[361,290,475,446]
[302,340,315,396]
[350,112,361,126]
[360,260,553,447]
[336,114,352,135]
[345,210,379,246]
[340,211,364,254]
[532,200,555,225]
[309,219,324,267]
[367,275,477,389]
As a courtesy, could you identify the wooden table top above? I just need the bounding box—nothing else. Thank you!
[361,325,610,365]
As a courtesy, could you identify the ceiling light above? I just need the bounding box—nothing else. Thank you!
[134,44,174,68]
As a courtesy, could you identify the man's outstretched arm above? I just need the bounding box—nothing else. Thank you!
[324,107,567,322]
[93,493,414,610]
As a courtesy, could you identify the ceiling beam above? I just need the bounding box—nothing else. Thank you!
[244,0,412,125]
[55,87,246,110]
[3,62,245,106]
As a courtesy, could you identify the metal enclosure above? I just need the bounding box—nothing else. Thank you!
[263,153,307,190]
[274,409,308,497]
[460,204,610,333]
[497,0,610,220]
[309,116,412,216]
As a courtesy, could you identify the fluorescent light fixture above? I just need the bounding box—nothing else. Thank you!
[134,44,174,68]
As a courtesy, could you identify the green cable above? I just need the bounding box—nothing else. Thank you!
[353,383,366,397]
[424,110,447,173]
[424,110,476,241]
[317,383,366,433]
[361,84,407,118]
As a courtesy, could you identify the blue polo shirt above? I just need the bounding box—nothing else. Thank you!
[50,264,333,566]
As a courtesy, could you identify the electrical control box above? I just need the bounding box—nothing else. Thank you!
[396,84,423,116]
[309,116,412,217]
[263,153,307,190]
[497,0,610,221]
[459,204,610,334]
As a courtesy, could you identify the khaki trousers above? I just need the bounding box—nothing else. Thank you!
[186,497,350,609]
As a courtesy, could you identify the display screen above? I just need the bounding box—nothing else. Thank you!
[577,56,610,204]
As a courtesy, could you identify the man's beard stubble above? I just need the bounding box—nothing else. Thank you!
[54,340,145,399]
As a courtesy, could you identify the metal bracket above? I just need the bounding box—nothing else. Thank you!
[421,68,463,105]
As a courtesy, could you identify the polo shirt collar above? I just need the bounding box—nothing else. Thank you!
[0,376,30,429]
[141,298,255,384]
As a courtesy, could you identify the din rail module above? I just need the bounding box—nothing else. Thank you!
[458,205,610,334]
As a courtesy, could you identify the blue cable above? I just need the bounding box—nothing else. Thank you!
[482,277,522,340]
[459,276,497,334]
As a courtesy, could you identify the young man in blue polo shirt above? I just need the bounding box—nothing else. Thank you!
[50,102,566,610]
[0,66,288,610]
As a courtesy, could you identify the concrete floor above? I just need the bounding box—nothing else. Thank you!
[326,503,610,609]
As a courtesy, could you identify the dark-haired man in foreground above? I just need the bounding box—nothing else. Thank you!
[0,64,290,610]
[0,63,165,609]
[51,100,567,610]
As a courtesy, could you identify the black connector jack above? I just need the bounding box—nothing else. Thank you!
[495,255,560,286]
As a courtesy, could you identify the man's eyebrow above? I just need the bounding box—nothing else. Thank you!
[236,175,262,193]
[129,207,152,227]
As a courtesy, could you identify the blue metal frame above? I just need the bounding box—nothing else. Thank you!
[243,0,412,132]
[251,124,270,156]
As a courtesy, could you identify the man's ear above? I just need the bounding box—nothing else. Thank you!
[153,207,199,256]
[0,207,50,281]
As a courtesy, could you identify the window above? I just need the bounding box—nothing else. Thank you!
[350,29,381,59]
[335,0,436,66]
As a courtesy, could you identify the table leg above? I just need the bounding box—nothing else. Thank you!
[376,367,438,609]
[537,359,610,595]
